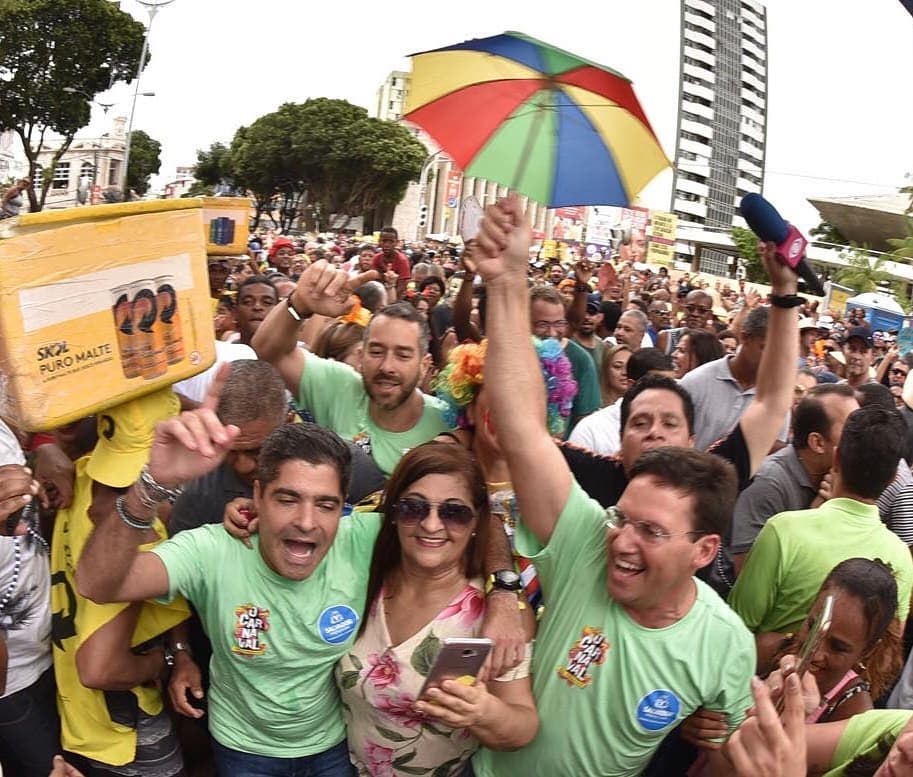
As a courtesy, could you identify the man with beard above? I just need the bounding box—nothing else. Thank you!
[253,260,451,475]
[571,297,605,371]
[841,326,876,388]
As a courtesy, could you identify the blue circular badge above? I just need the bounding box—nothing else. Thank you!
[636,689,681,731]
[318,605,359,645]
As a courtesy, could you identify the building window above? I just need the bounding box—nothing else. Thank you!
[108,160,120,187]
[52,161,70,190]
[79,161,94,182]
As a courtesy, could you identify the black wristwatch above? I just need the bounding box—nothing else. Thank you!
[486,569,523,594]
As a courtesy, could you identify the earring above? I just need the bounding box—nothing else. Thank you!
[471,531,477,537]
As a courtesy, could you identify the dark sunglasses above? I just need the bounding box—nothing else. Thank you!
[392,496,475,527]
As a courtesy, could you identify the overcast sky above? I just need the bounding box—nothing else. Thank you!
[84,0,913,232]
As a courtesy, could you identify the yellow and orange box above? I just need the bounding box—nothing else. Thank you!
[0,199,215,431]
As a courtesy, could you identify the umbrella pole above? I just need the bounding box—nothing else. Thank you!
[512,90,550,193]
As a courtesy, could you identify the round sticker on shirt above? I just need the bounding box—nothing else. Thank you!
[318,605,359,645]
[636,689,681,731]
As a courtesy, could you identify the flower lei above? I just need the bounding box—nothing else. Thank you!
[432,337,577,437]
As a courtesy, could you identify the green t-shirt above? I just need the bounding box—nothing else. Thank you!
[729,498,913,635]
[473,482,755,777]
[562,339,602,434]
[152,514,382,757]
[824,709,912,776]
[298,355,450,475]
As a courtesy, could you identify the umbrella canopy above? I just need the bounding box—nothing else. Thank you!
[404,31,669,208]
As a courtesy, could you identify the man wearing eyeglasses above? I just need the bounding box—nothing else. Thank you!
[469,195,800,777]
[529,285,600,435]
[657,288,713,356]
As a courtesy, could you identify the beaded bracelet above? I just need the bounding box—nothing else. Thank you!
[115,494,155,530]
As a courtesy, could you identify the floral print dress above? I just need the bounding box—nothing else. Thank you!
[336,580,488,777]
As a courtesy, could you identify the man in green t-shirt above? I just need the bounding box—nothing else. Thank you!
[252,259,450,475]
[470,195,757,776]
[75,394,380,775]
[730,405,913,665]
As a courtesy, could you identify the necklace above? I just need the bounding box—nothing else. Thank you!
[0,538,22,614]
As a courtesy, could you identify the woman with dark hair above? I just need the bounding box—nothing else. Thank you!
[335,442,537,776]
[673,328,724,379]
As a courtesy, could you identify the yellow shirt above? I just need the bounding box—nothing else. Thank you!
[51,457,189,765]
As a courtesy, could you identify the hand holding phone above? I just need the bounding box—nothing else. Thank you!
[418,638,493,698]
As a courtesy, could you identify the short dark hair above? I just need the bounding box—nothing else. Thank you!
[628,447,737,535]
[237,274,278,299]
[258,423,352,496]
[366,301,431,356]
[741,306,769,339]
[855,382,896,411]
[620,374,695,436]
[717,329,736,342]
[362,442,490,636]
[217,360,287,428]
[600,300,622,331]
[793,383,856,449]
[380,226,398,239]
[418,276,446,297]
[684,329,724,368]
[838,405,906,498]
[626,348,673,381]
[530,285,564,308]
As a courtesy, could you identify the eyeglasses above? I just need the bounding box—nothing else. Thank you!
[604,505,709,545]
[392,496,475,528]
[685,305,710,315]
[533,320,568,333]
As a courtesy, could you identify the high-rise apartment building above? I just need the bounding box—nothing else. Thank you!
[671,0,768,272]
[376,71,410,122]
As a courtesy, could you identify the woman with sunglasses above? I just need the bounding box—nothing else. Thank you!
[335,442,538,777]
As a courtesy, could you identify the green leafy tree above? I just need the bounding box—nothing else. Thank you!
[809,219,847,246]
[192,141,234,193]
[125,130,161,196]
[181,180,213,198]
[730,226,767,283]
[0,0,147,211]
[834,245,893,295]
[230,99,426,231]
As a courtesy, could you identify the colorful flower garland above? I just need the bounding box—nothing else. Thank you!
[433,337,577,437]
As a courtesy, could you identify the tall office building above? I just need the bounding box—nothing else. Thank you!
[671,0,768,273]
[376,71,410,122]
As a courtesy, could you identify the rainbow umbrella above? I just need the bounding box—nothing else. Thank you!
[404,31,669,208]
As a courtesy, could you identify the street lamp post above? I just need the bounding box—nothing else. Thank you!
[120,0,175,193]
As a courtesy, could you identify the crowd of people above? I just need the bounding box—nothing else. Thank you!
[2,199,913,777]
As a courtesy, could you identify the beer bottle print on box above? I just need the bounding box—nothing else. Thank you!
[154,275,185,365]
[129,279,167,380]
[111,284,141,378]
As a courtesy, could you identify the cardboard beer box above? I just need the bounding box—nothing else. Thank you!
[0,199,215,431]
[202,196,250,256]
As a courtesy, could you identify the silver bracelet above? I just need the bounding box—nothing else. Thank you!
[115,494,155,530]
[138,464,183,504]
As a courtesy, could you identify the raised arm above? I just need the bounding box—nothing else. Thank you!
[251,260,377,395]
[76,367,240,604]
[738,244,799,477]
[476,196,572,545]
[453,245,482,343]
[565,259,593,335]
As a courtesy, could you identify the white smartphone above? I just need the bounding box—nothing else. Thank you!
[418,637,493,698]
